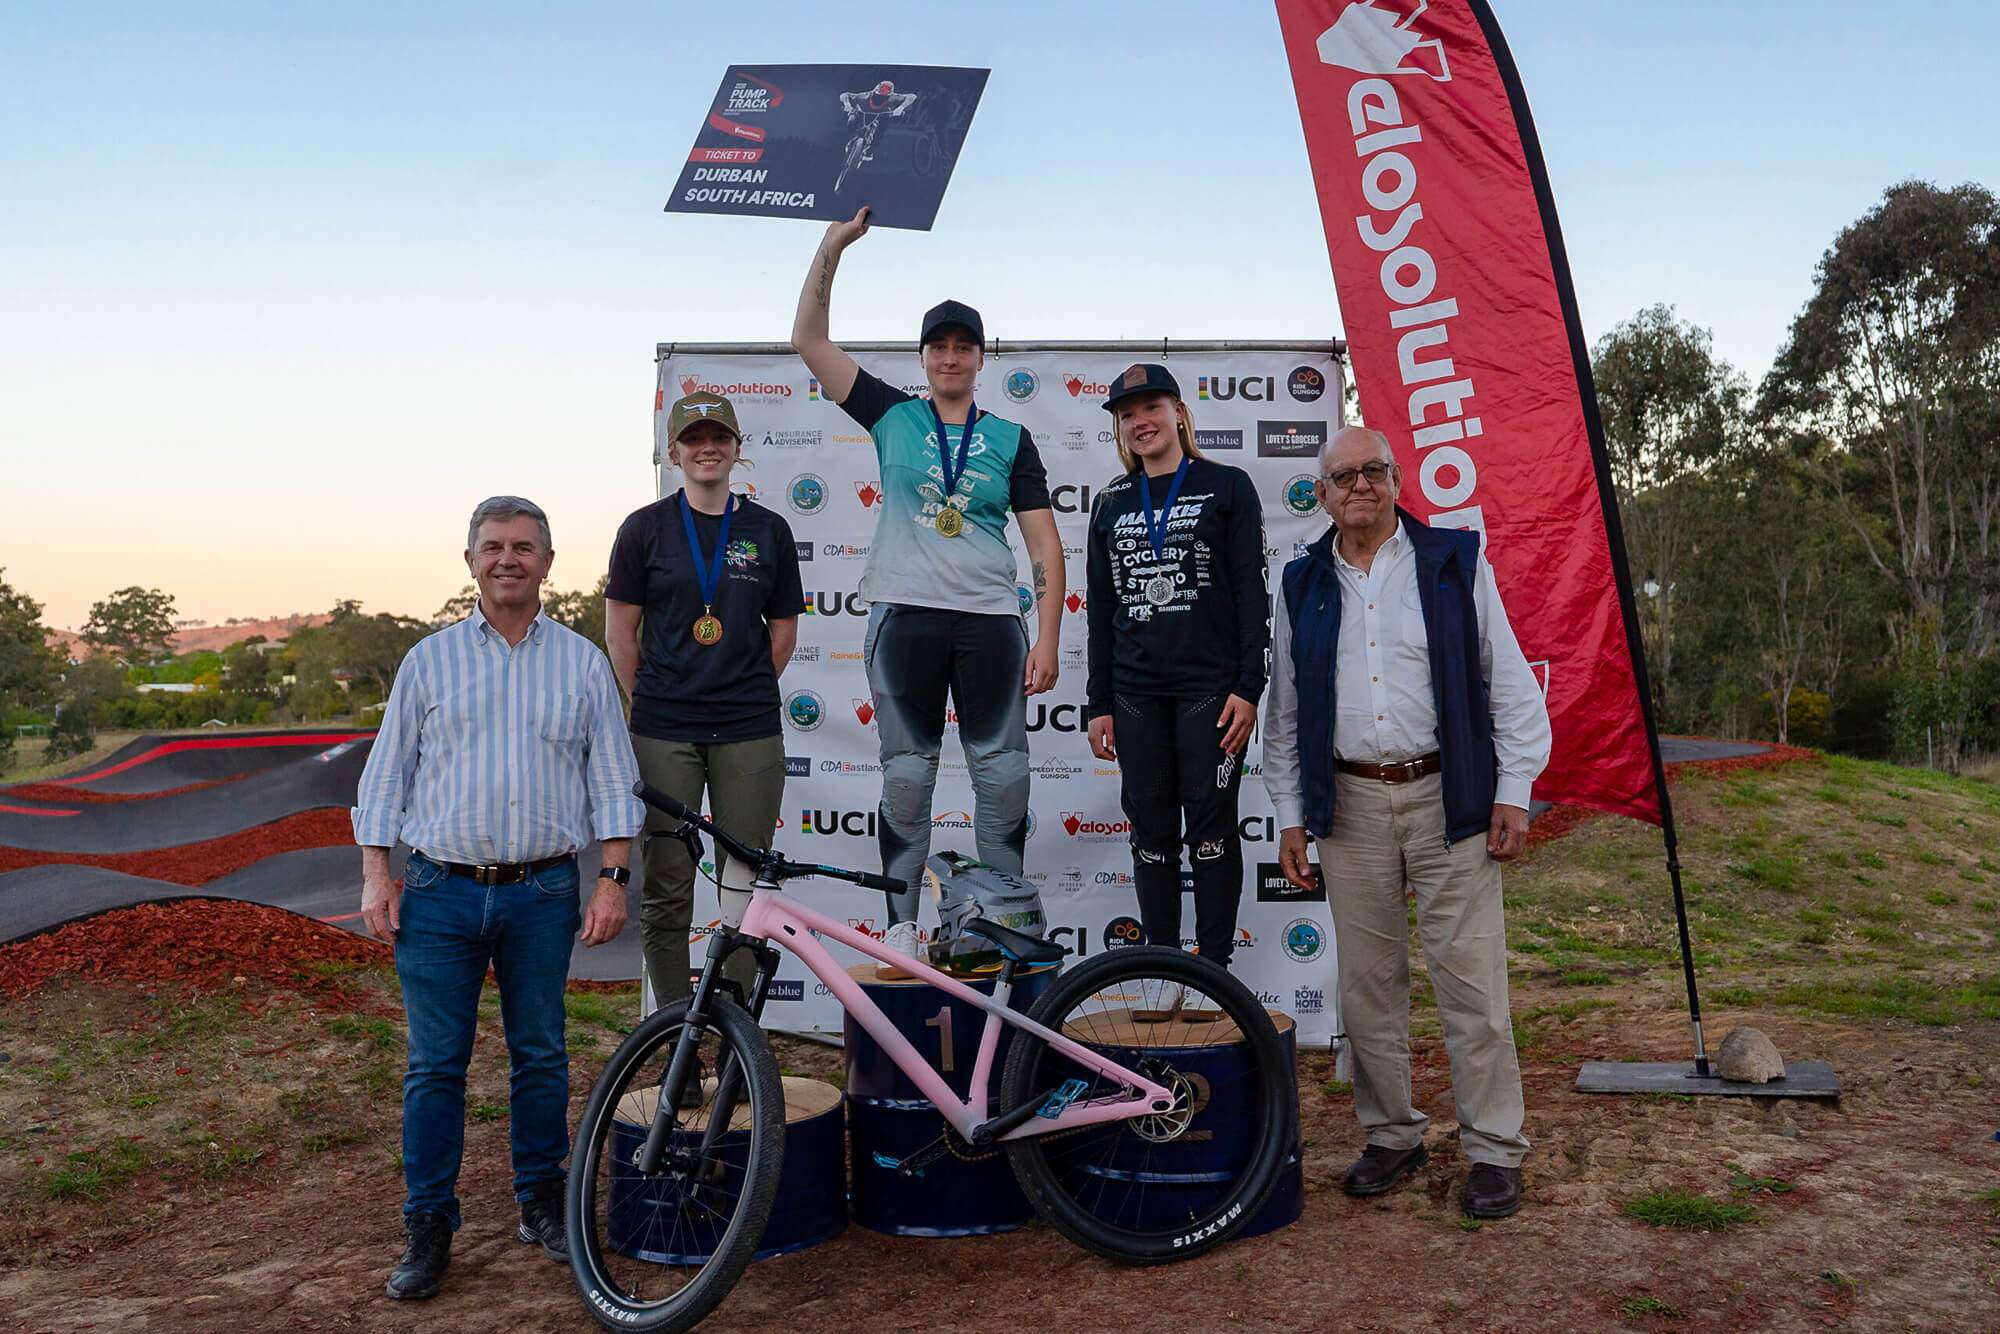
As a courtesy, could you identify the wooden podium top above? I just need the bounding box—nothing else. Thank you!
[1060,1008,1295,1049]
[616,1074,840,1133]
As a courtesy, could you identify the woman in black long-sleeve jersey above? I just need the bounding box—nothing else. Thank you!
[1084,363,1270,991]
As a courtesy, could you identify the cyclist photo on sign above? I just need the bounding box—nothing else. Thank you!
[834,80,918,194]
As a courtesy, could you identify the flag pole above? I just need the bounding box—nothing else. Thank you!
[1465,0,1708,1074]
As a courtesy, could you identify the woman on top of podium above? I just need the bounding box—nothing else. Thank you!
[1084,363,1270,1002]
[789,206,1066,971]
[604,390,806,1005]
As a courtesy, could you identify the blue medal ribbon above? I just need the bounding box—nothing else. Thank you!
[929,397,980,497]
[678,490,734,615]
[1139,454,1191,559]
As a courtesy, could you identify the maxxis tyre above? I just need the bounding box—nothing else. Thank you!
[566,995,784,1333]
[999,946,1292,1264]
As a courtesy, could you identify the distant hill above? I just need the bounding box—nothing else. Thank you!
[44,614,331,661]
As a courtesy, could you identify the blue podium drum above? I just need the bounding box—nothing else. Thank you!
[843,961,1058,1236]
[607,1075,846,1263]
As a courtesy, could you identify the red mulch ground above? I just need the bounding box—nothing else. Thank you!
[0,807,354,883]
[0,774,257,805]
[0,898,389,1002]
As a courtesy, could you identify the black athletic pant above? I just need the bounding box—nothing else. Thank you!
[1113,690,1246,968]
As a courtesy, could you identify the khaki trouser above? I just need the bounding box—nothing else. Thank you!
[1314,770,1529,1168]
[631,732,786,1007]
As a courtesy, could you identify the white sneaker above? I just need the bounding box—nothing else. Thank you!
[876,920,925,979]
[1134,981,1224,1024]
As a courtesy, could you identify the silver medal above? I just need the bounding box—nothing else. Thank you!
[1144,575,1174,606]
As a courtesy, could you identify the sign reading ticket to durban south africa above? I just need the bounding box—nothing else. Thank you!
[665,64,989,230]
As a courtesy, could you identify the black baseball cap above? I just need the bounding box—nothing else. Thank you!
[1102,362,1183,412]
[920,299,985,348]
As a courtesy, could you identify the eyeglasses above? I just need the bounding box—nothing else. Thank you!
[1321,461,1394,491]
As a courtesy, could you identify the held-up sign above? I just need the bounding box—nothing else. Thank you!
[665,64,989,231]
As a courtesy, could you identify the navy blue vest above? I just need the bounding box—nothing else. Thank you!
[1280,508,1496,842]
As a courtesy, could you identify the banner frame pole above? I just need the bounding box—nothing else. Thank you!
[1463,0,1708,1074]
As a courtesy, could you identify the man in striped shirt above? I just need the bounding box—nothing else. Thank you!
[353,495,644,1301]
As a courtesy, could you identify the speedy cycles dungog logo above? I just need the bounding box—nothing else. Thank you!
[787,474,827,515]
[1283,474,1321,517]
[1003,368,1039,403]
[784,689,824,731]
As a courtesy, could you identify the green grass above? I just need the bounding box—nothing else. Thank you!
[1322,1078,1353,1096]
[1624,1190,1757,1231]
[563,991,634,1033]
[1855,850,1888,869]
[1913,849,1949,866]
[1729,1168,1795,1195]
[1924,890,1960,906]
[1619,1295,1682,1319]
[469,1100,508,1122]
[327,1014,399,1051]
[1865,813,1907,828]
[42,1139,152,1201]
[1977,1186,2000,1217]
[1556,969,1614,987]
[1722,779,1782,808]
[1733,855,1807,891]
[1455,1217,1482,1232]
[1819,1270,1856,1292]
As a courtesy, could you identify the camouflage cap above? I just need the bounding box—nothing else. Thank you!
[667,391,742,443]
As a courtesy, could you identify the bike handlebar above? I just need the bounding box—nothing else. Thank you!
[633,781,905,894]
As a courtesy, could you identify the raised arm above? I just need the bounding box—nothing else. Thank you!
[790,208,871,405]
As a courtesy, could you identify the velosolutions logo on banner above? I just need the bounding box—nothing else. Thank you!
[654,346,1344,1039]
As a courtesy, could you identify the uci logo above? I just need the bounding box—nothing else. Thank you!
[806,590,868,616]
[1197,375,1275,402]
[784,690,824,731]
[788,473,827,515]
[1238,815,1276,842]
[1027,702,1087,734]
[1052,483,1093,515]
[800,808,876,836]
[1003,368,1039,403]
[1283,475,1320,517]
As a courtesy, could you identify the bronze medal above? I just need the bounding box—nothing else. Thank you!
[934,506,965,538]
[692,613,724,646]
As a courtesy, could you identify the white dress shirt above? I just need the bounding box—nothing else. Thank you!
[1263,520,1551,830]
[351,604,644,864]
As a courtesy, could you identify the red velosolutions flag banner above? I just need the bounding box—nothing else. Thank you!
[1275,0,1663,824]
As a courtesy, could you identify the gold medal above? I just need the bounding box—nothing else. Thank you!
[692,612,724,646]
[934,506,965,538]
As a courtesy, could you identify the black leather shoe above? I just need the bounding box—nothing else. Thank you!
[1462,1163,1523,1218]
[518,1184,568,1262]
[386,1210,452,1300]
[1342,1143,1429,1196]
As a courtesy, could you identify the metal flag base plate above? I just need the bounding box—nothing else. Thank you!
[1575,1060,1840,1100]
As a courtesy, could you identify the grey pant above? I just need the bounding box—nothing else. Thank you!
[1314,770,1529,1168]
[631,731,785,1006]
[863,603,1030,924]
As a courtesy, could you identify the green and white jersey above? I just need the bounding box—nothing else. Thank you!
[838,369,1052,617]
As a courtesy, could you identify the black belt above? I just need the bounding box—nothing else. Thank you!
[1337,753,1442,784]
[414,851,574,886]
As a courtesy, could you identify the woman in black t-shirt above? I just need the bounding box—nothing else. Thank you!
[1084,364,1269,1002]
[605,391,805,1005]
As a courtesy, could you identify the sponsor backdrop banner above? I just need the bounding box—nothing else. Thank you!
[654,346,1346,1040]
[665,64,989,230]
[1275,0,1662,824]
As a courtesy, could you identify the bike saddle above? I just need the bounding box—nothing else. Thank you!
[961,916,1066,965]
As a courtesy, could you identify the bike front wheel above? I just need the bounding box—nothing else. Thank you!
[567,994,784,1333]
[999,946,1292,1264]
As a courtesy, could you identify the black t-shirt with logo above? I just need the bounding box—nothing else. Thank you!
[1084,458,1269,719]
[607,492,806,743]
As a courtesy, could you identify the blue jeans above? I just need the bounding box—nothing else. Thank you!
[394,852,581,1228]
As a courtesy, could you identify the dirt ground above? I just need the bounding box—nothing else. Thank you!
[3,753,1998,1331]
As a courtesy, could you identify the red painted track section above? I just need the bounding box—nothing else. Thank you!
[43,732,370,787]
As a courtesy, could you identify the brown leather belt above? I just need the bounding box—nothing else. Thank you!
[418,852,573,886]
[1337,753,1442,783]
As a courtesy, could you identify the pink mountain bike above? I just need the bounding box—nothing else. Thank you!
[565,783,1294,1331]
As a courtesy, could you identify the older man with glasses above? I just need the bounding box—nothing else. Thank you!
[1261,427,1550,1220]
[353,495,644,1299]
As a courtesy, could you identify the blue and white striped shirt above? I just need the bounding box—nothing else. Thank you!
[351,604,644,863]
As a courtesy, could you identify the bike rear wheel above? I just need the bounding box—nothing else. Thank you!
[999,947,1292,1264]
[567,995,783,1333]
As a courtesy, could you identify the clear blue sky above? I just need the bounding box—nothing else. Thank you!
[4,1,1995,630]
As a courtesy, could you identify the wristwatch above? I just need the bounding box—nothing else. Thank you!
[598,866,632,887]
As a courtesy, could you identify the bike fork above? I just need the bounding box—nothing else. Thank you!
[632,928,779,1178]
